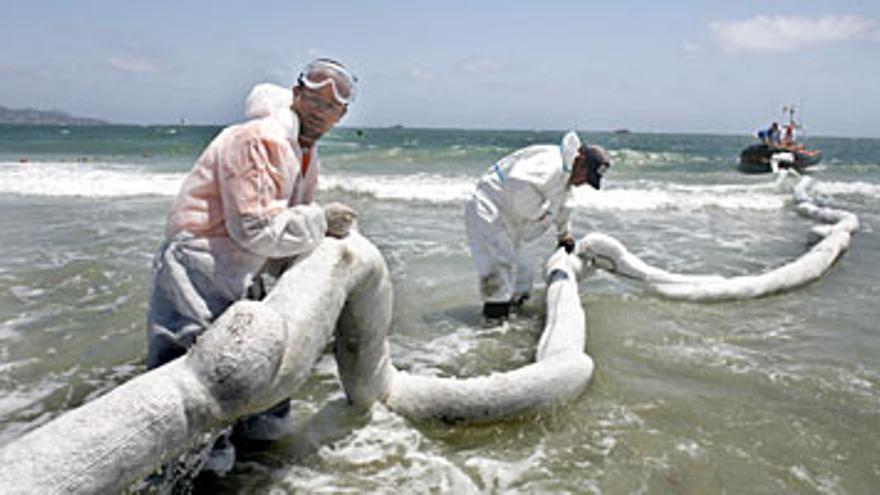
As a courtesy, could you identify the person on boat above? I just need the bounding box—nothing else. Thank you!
[465,131,611,320]
[757,122,782,147]
[781,123,805,152]
[782,124,796,145]
[145,58,358,477]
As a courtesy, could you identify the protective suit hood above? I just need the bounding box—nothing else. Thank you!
[245,83,292,119]
[245,83,299,144]
[560,131,582,172]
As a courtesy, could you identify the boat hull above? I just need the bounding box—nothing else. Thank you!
[738,144,822,174]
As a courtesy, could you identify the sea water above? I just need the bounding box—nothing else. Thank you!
[0,124,878,493]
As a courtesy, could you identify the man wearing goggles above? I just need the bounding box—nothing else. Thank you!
[465,131,611,320]
[145,58,358,486]
[293,58,357,147]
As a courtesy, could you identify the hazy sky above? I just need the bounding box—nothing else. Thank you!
[1,1,878,136]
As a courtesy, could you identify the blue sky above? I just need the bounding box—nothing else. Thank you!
[1,0,878,136]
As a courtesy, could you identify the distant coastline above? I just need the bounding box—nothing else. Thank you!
[0,105,109,125]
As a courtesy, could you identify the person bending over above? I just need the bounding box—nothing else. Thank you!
[465,131,610,320]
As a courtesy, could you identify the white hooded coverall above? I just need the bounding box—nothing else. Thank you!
[465,132,582,304]
[146,83,327,368]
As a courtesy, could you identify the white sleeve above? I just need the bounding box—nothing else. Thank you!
[554,204,572,237]
[229,204,328,258]
[218,135,327,258]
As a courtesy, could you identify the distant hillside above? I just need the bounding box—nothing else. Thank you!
[0,105,109,125]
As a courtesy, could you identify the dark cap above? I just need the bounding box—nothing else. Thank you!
[583,144,610,190]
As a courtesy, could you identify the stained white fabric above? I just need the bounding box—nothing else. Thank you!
[148,83,327,367]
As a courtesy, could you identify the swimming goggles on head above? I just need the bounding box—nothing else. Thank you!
[297,58,358,106]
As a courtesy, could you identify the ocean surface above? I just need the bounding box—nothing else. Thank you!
[0,124,878,494]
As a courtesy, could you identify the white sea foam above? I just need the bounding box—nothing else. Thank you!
[320,173,475,203]
[0,366,64,418]
[5,161,876,212]
[569,183,787,211]
[812,180,880,198]
[0,161,183,198]
[465,444,546,491]
[321,173,791,211]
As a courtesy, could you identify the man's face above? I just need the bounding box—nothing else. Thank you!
[292,84,347,144]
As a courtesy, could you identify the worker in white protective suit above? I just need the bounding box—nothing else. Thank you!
[145,59,358,479]
[465,131,610,319]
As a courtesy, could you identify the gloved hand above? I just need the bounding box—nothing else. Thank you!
[324,202,358,238]
[557,234,575,254]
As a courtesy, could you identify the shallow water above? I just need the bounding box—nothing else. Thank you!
[0,125,878,493]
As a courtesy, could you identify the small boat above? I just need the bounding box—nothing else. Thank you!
[738,143,822,174]
[739,104,822,174]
